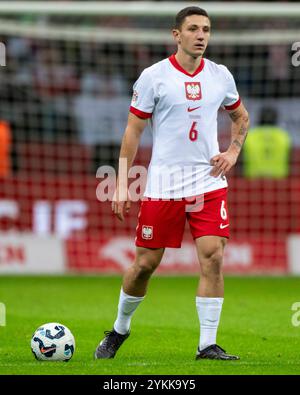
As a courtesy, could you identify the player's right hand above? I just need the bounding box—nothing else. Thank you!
[112,188,131,221]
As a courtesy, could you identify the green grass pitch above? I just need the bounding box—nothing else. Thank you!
[0,275,300,375]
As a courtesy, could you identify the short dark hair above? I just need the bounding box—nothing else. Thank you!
[174,6,209,30]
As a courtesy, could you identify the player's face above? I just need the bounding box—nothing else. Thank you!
[173,15,211,58]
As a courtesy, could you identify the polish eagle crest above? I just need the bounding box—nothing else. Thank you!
[185,82,202,101]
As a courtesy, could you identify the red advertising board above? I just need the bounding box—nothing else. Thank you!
[66,235,287,274]
[0,176,298,274]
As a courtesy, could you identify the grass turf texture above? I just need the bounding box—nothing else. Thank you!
[0,275,300,375]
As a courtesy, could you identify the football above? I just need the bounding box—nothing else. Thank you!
[31,322,75,361]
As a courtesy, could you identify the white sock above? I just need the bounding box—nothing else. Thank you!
[196,296,224,351]
[113,288,145,335]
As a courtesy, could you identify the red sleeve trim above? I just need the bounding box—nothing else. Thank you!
[130,106,152,119]
[224,97,241,111]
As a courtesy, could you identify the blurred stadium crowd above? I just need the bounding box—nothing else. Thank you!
[0,18,299,174]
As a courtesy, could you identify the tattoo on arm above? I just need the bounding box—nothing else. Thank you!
[238,124,247,135]
[233,139,243,150]
[229,110,240,122]
[229,109,249,153]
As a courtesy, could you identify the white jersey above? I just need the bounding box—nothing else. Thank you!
[130,54,240,199]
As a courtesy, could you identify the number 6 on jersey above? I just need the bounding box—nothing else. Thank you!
[189,121,199,141]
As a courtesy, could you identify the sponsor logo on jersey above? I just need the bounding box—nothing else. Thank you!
[142,225,153,240]
[185,82,202,101]
[187,105,201,112]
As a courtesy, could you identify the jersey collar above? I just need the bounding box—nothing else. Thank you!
[168,53,205,77]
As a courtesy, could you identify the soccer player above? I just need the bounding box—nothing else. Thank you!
[95,6,249,360]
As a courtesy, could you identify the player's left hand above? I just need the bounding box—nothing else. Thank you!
[210,151,238,178]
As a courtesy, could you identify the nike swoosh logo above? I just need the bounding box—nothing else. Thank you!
[41,347,56,354]
[187,106,201,112]
[220,223,229,229]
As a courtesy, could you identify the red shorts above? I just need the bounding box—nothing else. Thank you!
[135,188,230,248]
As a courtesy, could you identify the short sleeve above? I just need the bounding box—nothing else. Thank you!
[129,69,155,119]
[221,66,241,111]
